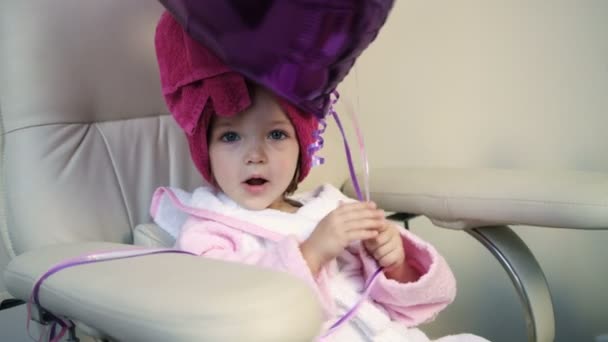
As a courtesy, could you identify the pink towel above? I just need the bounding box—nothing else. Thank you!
[154,11,320,184]
[154,11,251,136]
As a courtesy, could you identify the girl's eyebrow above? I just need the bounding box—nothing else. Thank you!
[212,121,235,130]
[268,119,292,126]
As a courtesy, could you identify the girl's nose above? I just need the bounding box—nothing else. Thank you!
[245,141,267,164]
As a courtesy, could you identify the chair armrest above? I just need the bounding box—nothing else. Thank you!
[343,167,608,230]
[3,242,323,342]
[343,167,585,342]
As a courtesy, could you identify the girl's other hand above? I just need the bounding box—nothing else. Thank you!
[363,222,405,271]
[364,222,419,283]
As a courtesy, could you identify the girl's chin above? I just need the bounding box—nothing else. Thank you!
[236,195,274,211]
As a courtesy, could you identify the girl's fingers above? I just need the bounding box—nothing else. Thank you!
[363,224,395,251]
[336,201,378,214]
[367,228,392,249]
[345,218,384,232]
[378,222,391,232]
[340,208,385,223]
[347,229,378,241]
[332,202,384,226]
[372,235,401,260]
[378,249,403,269]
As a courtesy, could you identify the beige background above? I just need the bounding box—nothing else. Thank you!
[303,0,608,341]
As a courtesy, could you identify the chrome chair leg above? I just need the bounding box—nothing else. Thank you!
[466,226,555,342]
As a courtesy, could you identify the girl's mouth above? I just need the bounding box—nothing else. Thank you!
[244,177,268,186]
[243,177,269,194]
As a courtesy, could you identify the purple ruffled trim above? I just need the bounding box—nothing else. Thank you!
[308,117,327,167]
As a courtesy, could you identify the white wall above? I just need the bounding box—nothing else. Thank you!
[306,1,608,341]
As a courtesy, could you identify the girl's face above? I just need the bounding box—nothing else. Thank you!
[208,87,299,211]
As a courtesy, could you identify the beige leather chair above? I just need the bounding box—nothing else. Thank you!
[0,1,322,341]
[3,1,607,342]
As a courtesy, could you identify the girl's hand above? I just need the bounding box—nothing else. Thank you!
[301,201,384,275]
[363,222,407,276]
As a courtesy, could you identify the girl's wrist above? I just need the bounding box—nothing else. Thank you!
[299,241,324,276]
[384,260,420,283]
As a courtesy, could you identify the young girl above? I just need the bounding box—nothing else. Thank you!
[152,11,489,342]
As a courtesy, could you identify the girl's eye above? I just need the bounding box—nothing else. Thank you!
[220,132,240,142]
[268,130,287,140]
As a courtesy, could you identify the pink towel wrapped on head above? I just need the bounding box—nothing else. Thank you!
[154,11,250,135]
[154,11,320,184]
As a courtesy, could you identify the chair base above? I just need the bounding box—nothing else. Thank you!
[466,226,555,342]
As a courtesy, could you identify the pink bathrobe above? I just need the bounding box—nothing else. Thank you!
[151,184,488,341]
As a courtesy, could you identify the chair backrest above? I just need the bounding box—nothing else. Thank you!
[0,1,207,259]
[0,0,348,259]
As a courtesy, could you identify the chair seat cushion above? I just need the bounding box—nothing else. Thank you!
[133,223,176,248]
